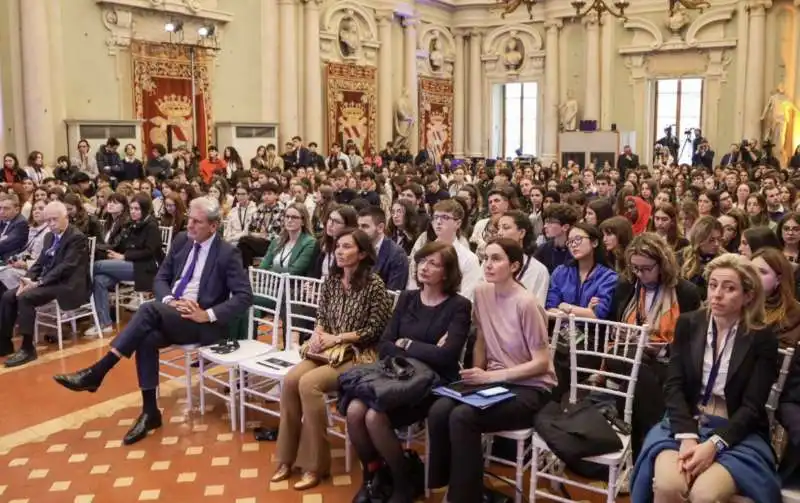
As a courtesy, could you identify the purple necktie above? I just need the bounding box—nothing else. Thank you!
[173,242,202,299]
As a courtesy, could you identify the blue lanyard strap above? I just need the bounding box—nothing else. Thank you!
[701,320,735,406]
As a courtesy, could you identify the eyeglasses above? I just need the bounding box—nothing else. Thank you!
[432,214,456,222]
[285,214,302,221]
[630,263,658,274]
[328,217,344,225]
[566,236,586,247]
[236,192,248,196]
[784,226,800,234]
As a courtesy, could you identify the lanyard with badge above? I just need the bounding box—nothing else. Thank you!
[700,320,736,419]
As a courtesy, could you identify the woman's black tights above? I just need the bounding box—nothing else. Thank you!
[346,399,411,503]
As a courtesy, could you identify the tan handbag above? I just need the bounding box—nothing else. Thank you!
[299,341,358,368]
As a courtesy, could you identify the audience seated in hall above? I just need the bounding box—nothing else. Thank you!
[310,204,358,279]
[0,200,49,295]
[237,182,285,268]
[258,202,318,276]
[344,241,471,502]
[53,197,252,445]
[631,254,781,503]
[88,193,164,337]
[427,239,556,503]
[0,202,91,367]
[272,228,393,491]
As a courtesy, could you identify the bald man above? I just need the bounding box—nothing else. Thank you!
[0,201,92,367]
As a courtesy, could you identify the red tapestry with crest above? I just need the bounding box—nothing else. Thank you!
[132,41,213,158]
[418,77,454,164]
[325,63,377,155]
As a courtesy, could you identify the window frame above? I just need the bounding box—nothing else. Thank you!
[652,77,704,152]
[501,82,538,159]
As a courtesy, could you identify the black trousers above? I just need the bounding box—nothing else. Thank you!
[237,235,270,269]
[111,302,225,389]
[427,385,551,503]
[0,285,63,350]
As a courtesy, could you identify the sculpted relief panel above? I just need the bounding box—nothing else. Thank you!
[482,25,545,77]
[418,25,456,78]
[320,3,379,66]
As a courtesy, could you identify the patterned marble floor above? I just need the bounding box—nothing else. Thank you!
[0,324,628,503]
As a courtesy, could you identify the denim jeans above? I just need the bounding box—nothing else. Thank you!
[93,259,135,327]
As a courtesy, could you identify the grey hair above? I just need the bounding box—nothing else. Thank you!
[189,196,221,223]
[45,201,68,217]
[0,192,20,208]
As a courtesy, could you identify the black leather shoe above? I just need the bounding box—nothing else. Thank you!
[353,465,392,503]
[4,348,37,368]
[123,412,162,445]
[53,369,99,393]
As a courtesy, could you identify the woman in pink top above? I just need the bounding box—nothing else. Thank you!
[426,238,557,503]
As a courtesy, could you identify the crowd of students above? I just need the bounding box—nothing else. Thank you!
[2,137,800,502]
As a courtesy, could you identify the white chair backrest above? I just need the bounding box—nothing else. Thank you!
[159,226,173,255]
[547,311,567,352]
[248,268,285,344]
[87,236,97,277]
[569,316,650,425]
[284,274,324,346]
[766,345,796,422]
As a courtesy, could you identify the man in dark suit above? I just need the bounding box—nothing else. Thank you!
[288,135,311,168]
[616,145,639,180]
[357,206,408,291]
[0,201,90,366]
[54,197,253,445]
[0,193,30,263]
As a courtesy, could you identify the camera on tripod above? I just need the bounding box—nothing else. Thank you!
[684,128,693,136]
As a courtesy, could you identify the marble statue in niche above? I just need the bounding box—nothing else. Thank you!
[338,16,360,57]
[761,84,799,154]
[503,37,524,70]
[394,88,416,148]
[560,90,579,131]
[429,36,444,71]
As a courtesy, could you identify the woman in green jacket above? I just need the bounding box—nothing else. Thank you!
[231,202,318,341]
[259,202,318,275]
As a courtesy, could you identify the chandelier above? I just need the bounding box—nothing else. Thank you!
[569,0,630,19]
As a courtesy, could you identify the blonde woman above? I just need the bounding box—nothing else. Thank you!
[632,253,780,503]
[678,215,722,300]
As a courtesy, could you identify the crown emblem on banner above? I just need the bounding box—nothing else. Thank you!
[155,94,193,118]
[341,101,365,120]
[429,109,446,124]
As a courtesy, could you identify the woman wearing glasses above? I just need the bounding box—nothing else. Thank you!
[631,254,780,503]
[259,203,318,277]
[222,187,257,246]
[608,233,702,456]
[545,222,618,320]
[311,205,357,279]
[777,212,800,264]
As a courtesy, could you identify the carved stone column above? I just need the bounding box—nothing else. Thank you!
[262,0,280,123]
[452,30,466,158]
[733,0,749,141]
[377,11,394,147]
[21,0,55,159]
[468,30,484,157]
[279,0,300,142]
[303,0,323,145]
[743,0,770,140]
[543,20,561,163]
[583,13,601,122]
[403,17,419,153]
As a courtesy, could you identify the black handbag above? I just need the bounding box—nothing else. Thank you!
[533,399,624,479]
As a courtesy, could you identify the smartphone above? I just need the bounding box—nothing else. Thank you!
[477,386,509,398]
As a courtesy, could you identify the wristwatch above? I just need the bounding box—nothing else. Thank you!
[709,435,727,453]
[335,334,343,344]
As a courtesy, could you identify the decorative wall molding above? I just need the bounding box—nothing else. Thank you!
[417,24,456,77]
[96,0,232,55]
[619,8,737,54]
[320,2,380,66]
[481,24,545,78]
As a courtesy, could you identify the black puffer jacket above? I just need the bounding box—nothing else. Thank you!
[337,356,440,414]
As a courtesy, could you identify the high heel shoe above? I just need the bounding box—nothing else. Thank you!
[293,471,323,490]
[271,464,292,483]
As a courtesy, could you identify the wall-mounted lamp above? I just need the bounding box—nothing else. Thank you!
[198,24,216,38]
[164,20,184,33]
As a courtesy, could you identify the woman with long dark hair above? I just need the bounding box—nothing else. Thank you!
[546,222,618,319]
[63,192,103,242]
[312,205,357,278]
[387,199,419,255]
[651,203,690,251]
[751,247,800,348]
[159,193,186,237]
[497,210,550,304]
[427,238,556,503]
[717,208,749,254]
[272,229,393,490]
